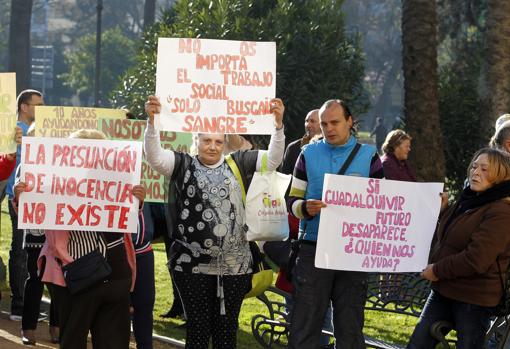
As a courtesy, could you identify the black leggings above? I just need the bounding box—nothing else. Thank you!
[131,251,155,349]
[173,272,251,349]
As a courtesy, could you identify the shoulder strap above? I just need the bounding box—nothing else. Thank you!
[225,154,246,204]
[338,143,362,175]
[260,152,268,173]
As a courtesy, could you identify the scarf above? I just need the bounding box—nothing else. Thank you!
[445,180,510,229]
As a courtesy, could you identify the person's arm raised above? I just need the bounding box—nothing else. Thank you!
[257,98,285,171]
[143,95,176,177]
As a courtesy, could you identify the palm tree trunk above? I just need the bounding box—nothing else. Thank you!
[402,0,445,181]
[8,0,33,93]
[143,0,156,31]
[479,0,510,140]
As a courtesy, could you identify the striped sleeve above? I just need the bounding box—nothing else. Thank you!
[287,152,312,220]
[370,154,384,179]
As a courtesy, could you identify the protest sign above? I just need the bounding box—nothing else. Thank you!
[99,118,192,202]
[0,73,17,155]
[35,106,126,138]
[316,175,443,272]
[155,38,276,134]
[18,137,142,233]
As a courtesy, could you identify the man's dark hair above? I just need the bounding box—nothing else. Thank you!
[16,89,42,113]
[319,99,358,134]
[321,99,352,120]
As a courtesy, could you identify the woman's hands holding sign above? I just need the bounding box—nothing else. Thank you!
[145,96,161,126]
[270,98,284,130]
[421,264,439,282]
[145,95,285,130]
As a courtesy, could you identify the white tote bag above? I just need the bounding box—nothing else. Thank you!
[245,171,291,241]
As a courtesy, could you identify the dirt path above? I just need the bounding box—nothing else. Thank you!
[0,291,180,349]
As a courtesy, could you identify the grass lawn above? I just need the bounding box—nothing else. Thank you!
[0,198,424,348]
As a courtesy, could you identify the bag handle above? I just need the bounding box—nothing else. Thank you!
[260,152,268,173]
[337,143,362,175]
[225,153,268,204]
[225,154,245,204]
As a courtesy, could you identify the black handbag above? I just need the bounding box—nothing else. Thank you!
[61,234,112,295]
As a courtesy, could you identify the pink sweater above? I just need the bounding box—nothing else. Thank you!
[38,230,137,291]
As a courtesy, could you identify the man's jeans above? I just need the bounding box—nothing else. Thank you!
[285,296,334,346]
[289,244,367,349]
[8,200,27,315]
[407,290,492,349]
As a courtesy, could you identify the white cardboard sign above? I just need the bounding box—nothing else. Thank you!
[316,175,443,272]
[18,137,143,233]
[155,38,276,134]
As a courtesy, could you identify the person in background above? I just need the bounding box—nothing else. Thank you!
[407,148,510,349]
[6,90,43,321]
[131,204,156,349]
[380,129,416,182]
[16,129,141,349]
[280,109,321,175]
[12,124,59,345]
[490,116,510,153]
[144,95,285,349]
[0,126,22,181]
[370,116,387,153]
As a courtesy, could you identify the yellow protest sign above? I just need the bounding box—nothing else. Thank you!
[0,73,17,155]
[35,106,126,138]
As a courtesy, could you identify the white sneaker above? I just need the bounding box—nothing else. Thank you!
[9,314,22,321]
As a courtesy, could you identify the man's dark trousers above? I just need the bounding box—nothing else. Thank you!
[289,244,368,349]
[8,199,28,316]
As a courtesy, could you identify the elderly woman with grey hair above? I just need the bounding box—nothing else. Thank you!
[144,95,285,349]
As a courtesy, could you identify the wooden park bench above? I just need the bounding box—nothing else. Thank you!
[251,272,510,348]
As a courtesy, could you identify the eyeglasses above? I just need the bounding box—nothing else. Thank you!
[24,103,44,106]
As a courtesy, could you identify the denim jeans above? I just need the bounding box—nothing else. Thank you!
[289,244,367,349]
[285,296,334,346]
[407,290,492,349]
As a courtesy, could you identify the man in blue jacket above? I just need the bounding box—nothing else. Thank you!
[287,99,384,348]
[5,89,43,320]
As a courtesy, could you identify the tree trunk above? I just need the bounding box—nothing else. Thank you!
[143,0,156,31]
[401,0,445,181]
[479,0,510,141]
[8,0,33,94]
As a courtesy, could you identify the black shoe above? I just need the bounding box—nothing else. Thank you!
[160,306,184,319]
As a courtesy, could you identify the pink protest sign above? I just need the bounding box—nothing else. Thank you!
[315,175,443,272]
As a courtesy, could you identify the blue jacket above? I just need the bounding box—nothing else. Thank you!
[6,121,30,199]
[300,136,376,241]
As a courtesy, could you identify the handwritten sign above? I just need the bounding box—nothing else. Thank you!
[18,137,142,233]
[99,118,192,202]
[0,73,17,155]
[316,175,443,272]
[155,38,276,134]
[35,106,126,138]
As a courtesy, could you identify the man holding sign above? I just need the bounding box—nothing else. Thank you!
[287,99,384,348]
